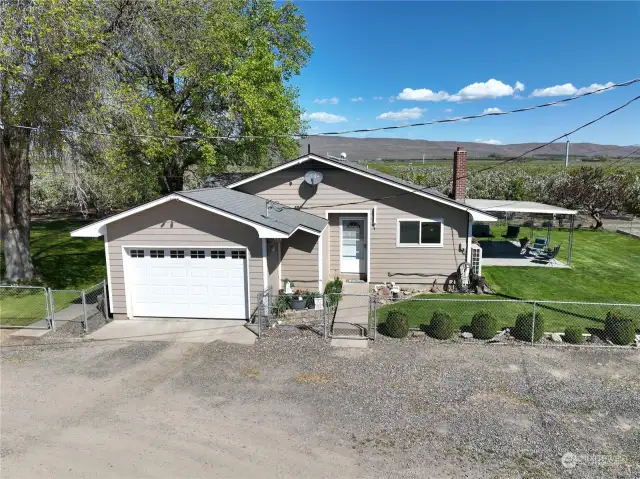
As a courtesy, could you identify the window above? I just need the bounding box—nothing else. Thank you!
[231,250,246,259]
[190,250,205,259]
[397,219,443,247]
[170,250,185,258]
[130,249,144,258]
[211,250,225,259]
[150,249,165,258]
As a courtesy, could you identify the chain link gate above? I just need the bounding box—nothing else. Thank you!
[0,285,52,329]
[48,281,107,332]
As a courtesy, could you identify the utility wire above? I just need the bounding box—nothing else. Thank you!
[298,95,640,210]
[6,78,639,140]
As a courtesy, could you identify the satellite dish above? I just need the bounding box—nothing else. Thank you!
[340,152,347,159]
[304,170,323,186]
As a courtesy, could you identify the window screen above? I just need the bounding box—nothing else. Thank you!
[420,222,442,244]
[398,220,442,246]
[398,221,420,244]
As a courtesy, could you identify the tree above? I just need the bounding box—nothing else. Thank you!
[1,0,107,281]
[102,0,312,192]
[622,172,640,217]
[552,166,626,229]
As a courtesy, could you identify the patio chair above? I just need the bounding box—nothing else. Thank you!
[529,237,548,256]
[534,244,561,265]
[472,223,495,242]
[502,225,520,240]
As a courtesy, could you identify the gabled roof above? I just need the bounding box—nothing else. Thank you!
[71,187,327,239]
[227,153,497,222]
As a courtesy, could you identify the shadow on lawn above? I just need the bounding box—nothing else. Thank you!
[34,250,106,289]
[493,292,605,325]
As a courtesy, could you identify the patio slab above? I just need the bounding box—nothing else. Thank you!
[480,240,569,268]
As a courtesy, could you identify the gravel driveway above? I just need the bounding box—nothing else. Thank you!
[1,330,638,478]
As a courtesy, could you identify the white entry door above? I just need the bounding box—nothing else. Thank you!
[127,248,248,319]
[340,218,366,274]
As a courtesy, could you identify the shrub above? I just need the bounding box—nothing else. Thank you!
[604,310,637,345]
[470,311,498,340]
[563,326,584,344]
[429,311,454,340]
[302,291,321,309]
[384,309,409,338]
[272,294,292,317]
[324,278,344,306]
[512,311,545,342]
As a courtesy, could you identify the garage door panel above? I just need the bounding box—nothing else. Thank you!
[129,248,248,319]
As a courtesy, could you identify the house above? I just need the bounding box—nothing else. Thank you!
[71,149,496,320]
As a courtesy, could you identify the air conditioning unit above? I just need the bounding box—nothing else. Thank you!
[470,243,482,277]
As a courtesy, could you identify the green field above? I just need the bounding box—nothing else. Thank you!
[378,225,640,335]
[0,219,105,326]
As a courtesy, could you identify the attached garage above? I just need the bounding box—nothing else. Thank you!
[126,248,248,319]
[70,188,327,321]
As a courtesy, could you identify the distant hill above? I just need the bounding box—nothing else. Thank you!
[298,136,640,162]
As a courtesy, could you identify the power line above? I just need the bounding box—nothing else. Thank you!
[605,147,640,171]
[298,94,640,210]
[7,77,639,140]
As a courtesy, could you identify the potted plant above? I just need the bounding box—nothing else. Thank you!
[519,236,529,248]
[291,290,307,310]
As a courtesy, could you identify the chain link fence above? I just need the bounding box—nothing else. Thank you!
[0,285,51,329]
[48,281,107,333]
[374,297,640,346]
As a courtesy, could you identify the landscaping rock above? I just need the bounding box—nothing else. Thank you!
[551,332,564,343]
[379,287,390,297]
[460,332,473,339]
[488,330,507,343]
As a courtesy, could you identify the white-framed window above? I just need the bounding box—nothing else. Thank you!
[150,249,165,258]
[130,249,144,258]
[170,250,185,259]
[190,250,205,259]
[211,250,225,259]
[231,250,246,259]
[397,219,443,247]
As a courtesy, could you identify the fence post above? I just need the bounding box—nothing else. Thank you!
[102,280,108,318]
[373,296,377,340]
[323,295,327,340]
[44,288,52,329]
[48,288,56,330]
[81,290,88,332]
[531,301,537,345]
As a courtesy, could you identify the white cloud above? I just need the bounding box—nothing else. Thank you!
[445,108,453,113]
[351,97,364,102]
[531,83,577,97]
[388,96,395,103]
[397,88,451,102]
[376,107,425,121]
[574,81,615,95]
[313,97,339,104]
[530,81,615,98]
[474,138,503,145]
[482,107,503,115]
[397,79,525,102]
[372,96,384,100]
[303,112,347,123]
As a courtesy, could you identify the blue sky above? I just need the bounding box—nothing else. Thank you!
[291,1,640,145]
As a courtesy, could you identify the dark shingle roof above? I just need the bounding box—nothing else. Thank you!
[176,188,327,236]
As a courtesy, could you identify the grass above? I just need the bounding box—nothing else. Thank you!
[1,218,106,326]
[378,226,640,335]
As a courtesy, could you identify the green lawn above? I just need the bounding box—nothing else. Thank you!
[1,218,106,326]
[378,225,640,335]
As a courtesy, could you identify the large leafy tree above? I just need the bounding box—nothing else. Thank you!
[1,0,108,281]
[103,0,312,192]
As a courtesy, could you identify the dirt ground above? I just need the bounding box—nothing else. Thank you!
[1,331,639,478]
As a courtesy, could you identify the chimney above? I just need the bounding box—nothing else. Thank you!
[452,147,467,201]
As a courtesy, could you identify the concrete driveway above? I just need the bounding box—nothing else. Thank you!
[87,319,256,344]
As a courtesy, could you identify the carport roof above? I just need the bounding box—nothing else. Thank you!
[465,199,577,215]
[70,188,327,239]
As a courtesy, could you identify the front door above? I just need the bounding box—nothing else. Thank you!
[340,217,366,274]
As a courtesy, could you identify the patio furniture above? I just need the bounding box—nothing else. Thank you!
[534,244,561,265]
[502,225,520,240]
[530,237,548,256]
[472,223,495,242]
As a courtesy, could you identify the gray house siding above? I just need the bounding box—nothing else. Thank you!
[106,200,263,316]
[236,162,469,287]
[280,230,319,292]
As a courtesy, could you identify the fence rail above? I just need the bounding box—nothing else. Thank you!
[1,281,107,333]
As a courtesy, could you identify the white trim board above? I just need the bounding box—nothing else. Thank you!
[71,194,295,239]
[339,217,368,275]
[103,228,114,315]
[227,153,497,222]
[120,245,251,319]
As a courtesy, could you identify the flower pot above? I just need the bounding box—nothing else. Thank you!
[291,298,306,310]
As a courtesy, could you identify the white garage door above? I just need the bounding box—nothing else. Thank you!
[127,248,248,319]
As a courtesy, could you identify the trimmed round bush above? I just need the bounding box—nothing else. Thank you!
[605,310,636,345]
[384,309,409,338]
[470,311,498,340]
[563,326,584,344]
[512,311,545,342]
[429,311,454,340]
